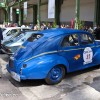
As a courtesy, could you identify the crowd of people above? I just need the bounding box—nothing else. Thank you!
[3,22,100,40]
[81,25,100,39]
[4,22,71,30]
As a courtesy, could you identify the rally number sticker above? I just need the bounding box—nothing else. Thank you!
[83,47,93,65]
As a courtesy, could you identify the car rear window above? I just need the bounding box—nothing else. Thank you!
[27,34,43,42]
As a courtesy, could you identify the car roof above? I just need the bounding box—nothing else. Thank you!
[4,27,31,29]
[39,28,90,38]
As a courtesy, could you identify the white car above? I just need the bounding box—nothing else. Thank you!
[2,27,31,43]
[1,30,39,54]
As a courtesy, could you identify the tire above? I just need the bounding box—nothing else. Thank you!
[45,65,65,85]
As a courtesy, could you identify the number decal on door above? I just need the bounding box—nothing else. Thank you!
[83,47,93,65]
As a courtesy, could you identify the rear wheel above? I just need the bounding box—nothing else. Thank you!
[45,65,65,85]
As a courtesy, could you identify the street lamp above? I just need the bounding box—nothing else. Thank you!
[18,0,21,26]
[37,0,41,30]
[75,0,80,29]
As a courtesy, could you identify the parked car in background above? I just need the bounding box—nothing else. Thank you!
[2,27,31,43]
[7,28,100,85]
[1,30,38,54]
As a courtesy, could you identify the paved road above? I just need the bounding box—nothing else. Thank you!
[0,54,100,100]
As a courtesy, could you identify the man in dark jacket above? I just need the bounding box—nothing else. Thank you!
[0,27,3,78]
[94,26,100,40]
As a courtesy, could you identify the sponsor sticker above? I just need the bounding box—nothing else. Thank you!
[74,54,81,60]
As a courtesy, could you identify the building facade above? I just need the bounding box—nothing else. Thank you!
[0,0,5,24]
[0,0,100,27]
[0,8,5,24]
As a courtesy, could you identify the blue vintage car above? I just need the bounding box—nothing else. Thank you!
[6,28,100,84]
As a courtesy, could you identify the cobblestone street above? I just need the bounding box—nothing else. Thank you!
[0,54,100,100]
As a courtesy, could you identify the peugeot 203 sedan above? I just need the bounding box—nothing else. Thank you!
[7,28,100,84]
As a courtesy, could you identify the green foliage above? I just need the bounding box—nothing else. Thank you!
[78,19,84,30]
[52,21,57,28]
[75,19,84,30]
[45,22,48,26]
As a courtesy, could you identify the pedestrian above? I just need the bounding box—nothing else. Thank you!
[88,27,93,34]
[0,27,3,78]
[94,26,100,40]
[47,23,52,29]
[34,24,38,30]
[83,26,88,31]
[60,24,65,28]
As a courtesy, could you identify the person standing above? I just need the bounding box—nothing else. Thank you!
[0,27,3,78]
[88,27,93,34]
[94,26,100,40]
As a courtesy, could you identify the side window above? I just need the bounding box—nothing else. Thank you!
[6,31,12,36]
[12,29,21,34]
[7,29,19,36]
[11,29,17,35]
[80,34,93,45]
[61,34,78,47]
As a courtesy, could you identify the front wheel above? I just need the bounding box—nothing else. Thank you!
[45,65,65,85]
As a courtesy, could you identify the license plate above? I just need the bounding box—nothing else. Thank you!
[11,72,20,82]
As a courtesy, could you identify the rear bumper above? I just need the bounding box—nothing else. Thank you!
[7,67,27,81]
[6,64,47,81]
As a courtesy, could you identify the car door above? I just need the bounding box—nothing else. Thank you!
[79,33,97,68]
[58,33,84,72]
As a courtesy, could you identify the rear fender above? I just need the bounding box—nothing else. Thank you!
[23,54,70,76]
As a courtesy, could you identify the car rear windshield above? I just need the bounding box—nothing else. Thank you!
[27,34,43,42]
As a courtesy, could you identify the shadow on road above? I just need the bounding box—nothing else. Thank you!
[12,79,46,87]
[6,65,100,88]
[90,76,100,92]
[65,65,100,79]
[6,72,46,87]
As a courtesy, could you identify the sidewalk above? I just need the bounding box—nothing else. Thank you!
[0,54,27,100]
